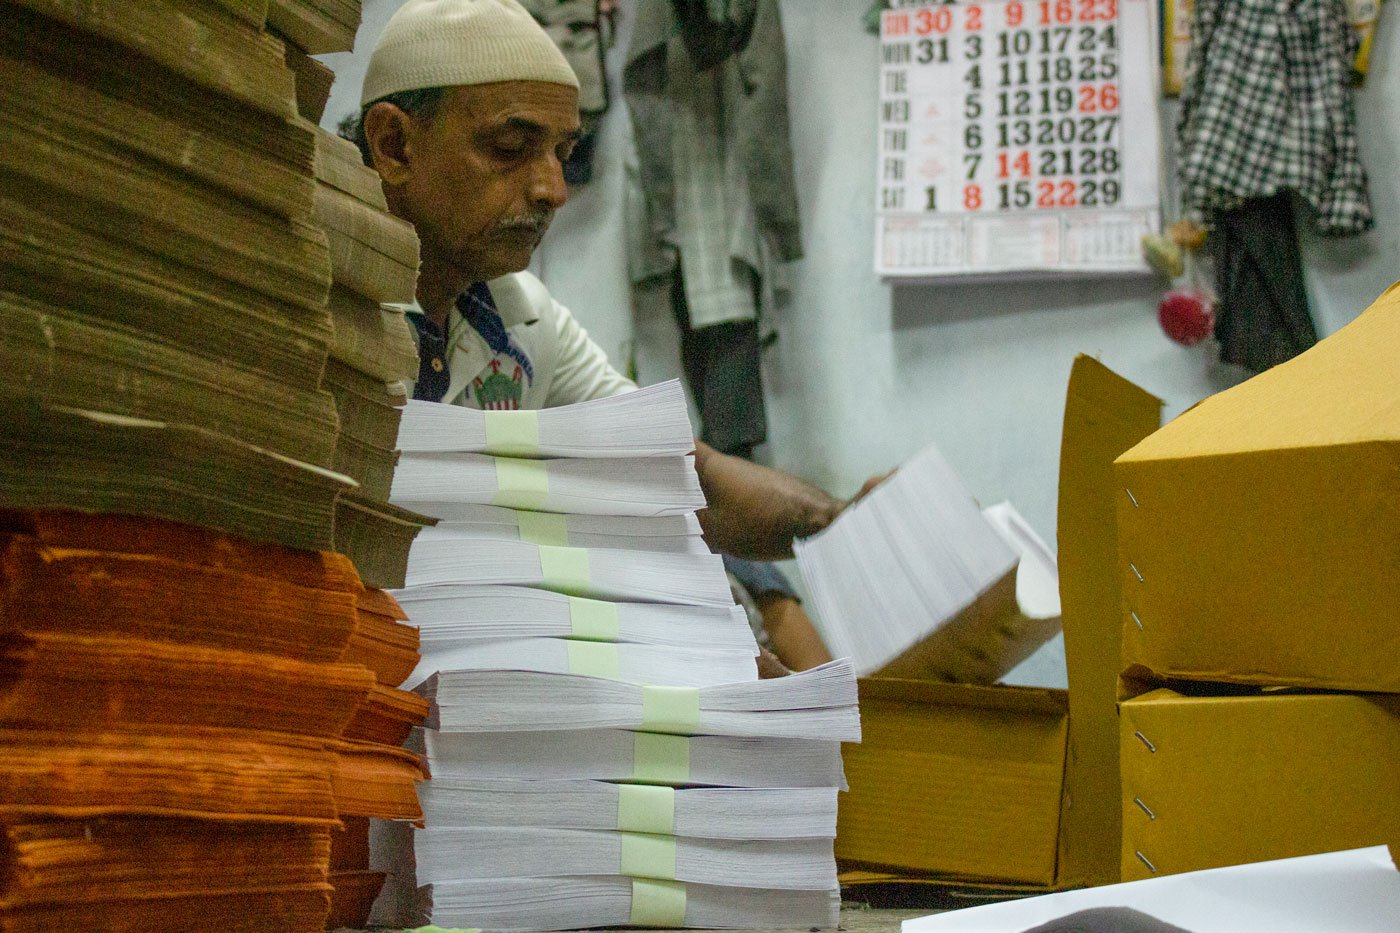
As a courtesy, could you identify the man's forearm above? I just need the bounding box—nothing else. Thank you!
[693,441,843,560]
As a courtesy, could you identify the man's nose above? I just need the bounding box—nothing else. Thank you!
[527,154,569,210]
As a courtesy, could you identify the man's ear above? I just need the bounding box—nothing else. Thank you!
[363,102,417,186]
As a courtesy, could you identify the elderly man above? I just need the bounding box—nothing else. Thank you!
[353,0,863,564]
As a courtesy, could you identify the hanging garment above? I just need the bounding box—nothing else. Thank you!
[624,0,804,287]
[624,0,801,453]
[1177,0,1373,236]
[518,0,612,183]
[1209,193,1318,373]
[670,265,767,459]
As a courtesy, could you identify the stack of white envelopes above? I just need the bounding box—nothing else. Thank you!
[371,380,861,930]
[796,443,1063,683]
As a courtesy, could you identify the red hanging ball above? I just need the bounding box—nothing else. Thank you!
[1157,288,1215,346]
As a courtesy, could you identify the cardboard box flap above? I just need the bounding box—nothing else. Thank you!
[1056,355,1162,888]
[832,356,1161,890]
[1119,281,1400,460]
[859,676,1067,717]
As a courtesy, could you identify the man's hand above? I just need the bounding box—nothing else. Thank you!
[693,442,900,560]
[756,645,791,679]
[845,469,897,512]
[693,441,843,561]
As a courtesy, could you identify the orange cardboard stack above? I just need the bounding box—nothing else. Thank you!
[1114,282,1400,881]
[328,587,431,930]
[0,512,369,930]
[0,0,430,928]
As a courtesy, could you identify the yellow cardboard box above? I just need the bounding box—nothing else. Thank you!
[1115,281,1400,693]
[836,357,1161,889]
[1120,685,1400,881]
[837,679,1069,886]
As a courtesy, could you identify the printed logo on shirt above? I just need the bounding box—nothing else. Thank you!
[473,358,525,410]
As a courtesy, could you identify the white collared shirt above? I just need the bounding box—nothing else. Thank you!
[398,271,635,410]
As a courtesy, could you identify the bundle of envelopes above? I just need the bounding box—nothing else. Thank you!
[326,585,432,931]
[369,381,862,930]
[1112,283,1400,882]
[795,444,1062,683]
[311,123,434,590]
[0,512,374,930]
[0,0,433,585]
[316,135,417,503]
[0,1,432,929]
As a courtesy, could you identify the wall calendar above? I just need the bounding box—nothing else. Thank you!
[876,0,1162,281]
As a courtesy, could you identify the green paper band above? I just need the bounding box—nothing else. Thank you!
[492,457,549,510]
[617,784,676,834]
[539,545,590,594]
[484,410,540,456]
[566,640,620,679]
[619,832,677,880]
[517,510,569,546]
[629,878,687,927]
[568,596,620,641]
[632,732,690,785]
[640,685,701,734]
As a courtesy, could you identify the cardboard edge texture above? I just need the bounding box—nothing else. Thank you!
[1056,355,1162,887]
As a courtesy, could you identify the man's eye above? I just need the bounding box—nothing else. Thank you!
[491,139,528,157]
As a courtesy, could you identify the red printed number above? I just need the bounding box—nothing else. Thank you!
[997,150,1032,178]
[964,184,983,210]
[1037,180,1078,208]
[965,4,983,30]
[1079,0,1118,21]
[1078,84,1119,112]
[915,6,953,34]
[1005,1,1024,27]
[1039,1,1074,24]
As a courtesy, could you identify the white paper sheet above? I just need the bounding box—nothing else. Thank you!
[902,847,1400,932]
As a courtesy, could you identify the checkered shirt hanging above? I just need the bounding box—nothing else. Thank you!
[1177,0,1373,236]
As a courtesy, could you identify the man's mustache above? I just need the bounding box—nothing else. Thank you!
[494,210,554,235]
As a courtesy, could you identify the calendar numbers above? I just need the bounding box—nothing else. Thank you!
[877,0,1157,276]
[884,2,1124,221]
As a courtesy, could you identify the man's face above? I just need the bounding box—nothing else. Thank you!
[388,81,580,283]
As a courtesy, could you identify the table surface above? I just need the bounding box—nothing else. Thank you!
[351,903,950,933]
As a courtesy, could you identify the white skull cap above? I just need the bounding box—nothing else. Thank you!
[361,0,578,108]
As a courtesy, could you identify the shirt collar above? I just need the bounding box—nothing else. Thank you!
[395,275,541,332]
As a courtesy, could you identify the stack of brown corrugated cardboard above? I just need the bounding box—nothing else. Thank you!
[835,357,1163,892]
[309,124,435,593]
[0,0,432,928]
[1114,281,1400,882]
[272,0,356,123]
